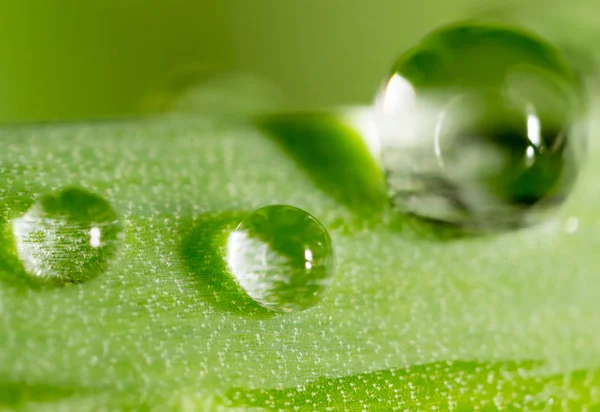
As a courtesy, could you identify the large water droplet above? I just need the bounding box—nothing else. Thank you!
[226,205,335,312]
[11,188,123,283]
[375,22,586,230]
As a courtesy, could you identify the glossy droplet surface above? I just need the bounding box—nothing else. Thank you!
[376,22,586,229]
[226,205,335,312]
[12,188,123,283]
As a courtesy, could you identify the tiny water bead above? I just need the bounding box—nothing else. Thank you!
[226,205,335,312]
[375,22,586,229]
[11,188,123,283]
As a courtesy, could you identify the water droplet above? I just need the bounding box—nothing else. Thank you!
[225,205,335,312]
[142,65,284,116]
[375,22,586,230]
[11,188,123,283]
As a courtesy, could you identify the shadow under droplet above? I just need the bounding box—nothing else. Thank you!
[179,212,274,317]
[0,380,84,408]
[256,112,388,219]
[255,112,473,241]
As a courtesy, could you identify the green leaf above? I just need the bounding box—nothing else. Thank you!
[0,112,599,410]
[226,361,600,410]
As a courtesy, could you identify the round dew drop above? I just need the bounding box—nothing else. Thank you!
[12,188,123,283]
[226,205,335,312]
[375,22,586,229]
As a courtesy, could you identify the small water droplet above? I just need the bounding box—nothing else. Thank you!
[142,65,284,116]
[375,22,586,230]
[11,188,123,283]
[225,205,335,312]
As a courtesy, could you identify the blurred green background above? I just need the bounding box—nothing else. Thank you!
[1,0,598,123]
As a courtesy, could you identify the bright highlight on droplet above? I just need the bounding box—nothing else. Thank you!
[89,227,102,248]
[526,109,542,148]
[12,188,123,283]
[375,22,586,230]
[381,74,415,113]
[304,249,313,269]
[525,146,536,167]
[226,205,335,313]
